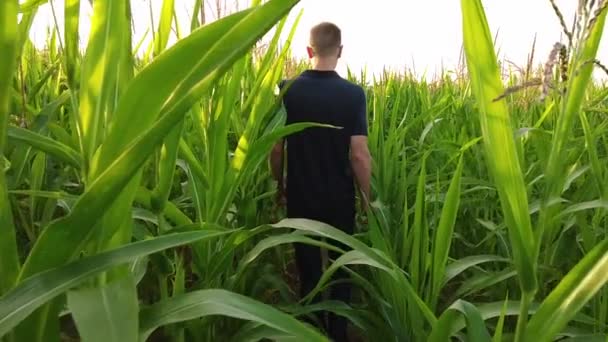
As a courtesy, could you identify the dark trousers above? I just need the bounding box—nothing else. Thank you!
[289,206,354,342]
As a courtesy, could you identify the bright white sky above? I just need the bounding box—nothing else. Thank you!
[27,0,608,80]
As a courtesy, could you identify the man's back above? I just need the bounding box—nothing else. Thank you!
[269,22,371,342]
[280,70,367,218]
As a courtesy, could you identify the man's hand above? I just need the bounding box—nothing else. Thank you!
[360,195,369,213]
[270,189,286,224]
[276,187,287,207]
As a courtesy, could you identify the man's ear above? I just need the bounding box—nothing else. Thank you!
[306,46,314,59]
[338,45,343,59]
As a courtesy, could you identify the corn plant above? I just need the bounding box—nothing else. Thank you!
[3,0,608,341]
[0,1,337,341]
[459,0,608,341]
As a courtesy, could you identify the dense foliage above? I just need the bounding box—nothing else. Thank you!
[1,0,607,341]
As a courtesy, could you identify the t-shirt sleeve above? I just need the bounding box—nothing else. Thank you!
[350,87,368,136]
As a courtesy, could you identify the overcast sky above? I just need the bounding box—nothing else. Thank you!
[27,0,608,79]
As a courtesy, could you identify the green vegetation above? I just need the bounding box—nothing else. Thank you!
[1,0,608,341]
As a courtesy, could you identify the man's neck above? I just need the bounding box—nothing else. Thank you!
[312,58,337,71]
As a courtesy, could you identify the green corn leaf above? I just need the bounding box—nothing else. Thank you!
[0,0,21,296]
[20,0,301,279]
[563,165,591,193]
[0,0,18,154]
[558,200,608,218]
[8,190,77,200]
[114,0,134,106]
[47,122,78,151]
[202,61,246,223]
[203,227,271,282]
[428,300,492,342]
[152,120,184,213]
[444,255,510,285]
[9,190,76,214]
[410,153,428,291]
[183,158,206,223]
[139,289,328,342]
[16,8,37,60]
[430,156,464,308]
[525,239,608,342]
[64,0,80,88]
[537,4,608,274]
[15,2,300,338]
[67,275,139,342]
[79,0,129,173]
[91,5,271,178]
[578,111,604,197]
[272,218,437,326]
[234,9,301,133]
[7,135,36,189]
[134,187,192,227]
[0,229,229,337]
[178,138,209,189]
[216,122,330,222]
[493,296,509,342]
[7,125,81,169]
[231,325,294,342]
[93,0,135,259]
[234,232,342,282]
[303,250,395,304]
[18,0,48,12]
[557,335,608,342]
[154,0,175,56]
[460,0,536,300]
[454,268,517,299]
[446,300,598,335]
[190,0,204,31]
[541,5,608,221]
[88,1,300,233]
[30,151,46,227]
[28,61,59,99]
[273,301,389,341]
[0,169,21,294]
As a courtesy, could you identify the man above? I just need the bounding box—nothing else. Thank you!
[270,22,372,342]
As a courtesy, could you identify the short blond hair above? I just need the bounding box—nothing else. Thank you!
[309,22,341,57]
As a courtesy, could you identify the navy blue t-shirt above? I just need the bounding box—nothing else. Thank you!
[279,70,367,220]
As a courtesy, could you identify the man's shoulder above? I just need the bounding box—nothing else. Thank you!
[335,78,365,100]
[341,79,364,93]
[278,74,364,95]
[278,76,306,92]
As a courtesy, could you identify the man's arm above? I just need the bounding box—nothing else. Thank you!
[270,139,284,182]
[270,79,288,198]
[270,138,287,206]
[350,136,371,211]
[350,87,371,211]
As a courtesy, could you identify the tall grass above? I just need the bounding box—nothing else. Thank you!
[1,0,608,341]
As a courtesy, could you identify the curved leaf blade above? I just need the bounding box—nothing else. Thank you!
[460,0,536,296]
[138,289,328,341]
[20,0,300,280]
[8,126,81,169]
[0,230,229,337]
[0,0,21,297]
[525,239,608,341]
[67,275,138,342]
[429,300,492,342]
[430,156,464,307]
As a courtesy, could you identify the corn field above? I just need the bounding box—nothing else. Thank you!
[1,0,608,341]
